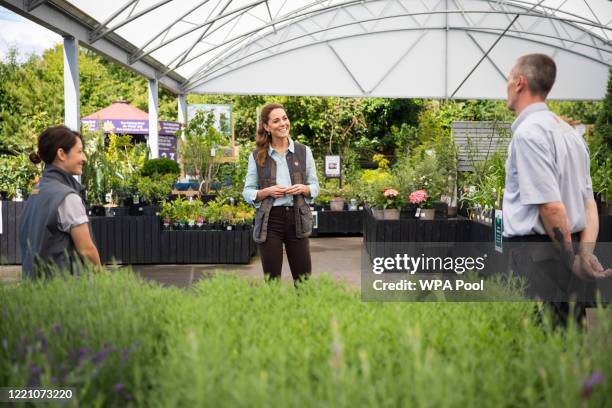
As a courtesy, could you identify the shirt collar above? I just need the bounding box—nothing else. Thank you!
[511,102,549,132]
[268,137,294,155]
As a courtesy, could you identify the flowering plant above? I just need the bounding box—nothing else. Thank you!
[409,189,433,209]
[373,187,405,209]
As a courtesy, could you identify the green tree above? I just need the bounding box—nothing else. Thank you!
[178,110,226,192]
[0,45,178,156]
[591,69,612,151]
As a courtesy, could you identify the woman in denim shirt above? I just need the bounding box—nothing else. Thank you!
[243,103,319,282]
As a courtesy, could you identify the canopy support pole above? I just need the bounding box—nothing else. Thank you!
[177,94,187,141]
[63,36,80,131]
[148,78,159,158]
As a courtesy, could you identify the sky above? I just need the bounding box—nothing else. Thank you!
[0,6,60,62]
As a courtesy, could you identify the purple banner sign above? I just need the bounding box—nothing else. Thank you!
[82,118,180,162]
[81,119,181,136]
[158,134,178,162]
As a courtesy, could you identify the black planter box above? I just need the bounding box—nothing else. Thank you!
[1,201,256,265]
[142,205,160,216]
[159,228,255,264]
[312,209,364,236]
[90,216,256,265]
[362,208,612,276]
[362,207,499,271]
[0,200,26,264]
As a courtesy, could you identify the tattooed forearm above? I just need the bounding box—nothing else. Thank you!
[553,227,574,268]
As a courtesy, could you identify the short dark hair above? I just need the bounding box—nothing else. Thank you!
[513,54,557,97]
[30,125,83,165]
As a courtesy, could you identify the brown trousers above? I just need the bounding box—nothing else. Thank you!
[259,206,311,282]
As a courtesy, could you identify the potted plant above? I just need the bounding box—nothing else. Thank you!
[409,189,435,220]
[196,217,205,229]
[233,203,255,230]
[314,194,332,211]
[203,200,222,230]
[160,200,174,230]
[322,184,344,211]
[370,188,404,220]
[382,188,403,220]
[137,174,177,216]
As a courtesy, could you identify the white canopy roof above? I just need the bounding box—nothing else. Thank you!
[3,0,611,99]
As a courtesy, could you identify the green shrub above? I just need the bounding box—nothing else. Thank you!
[0,153,40,198]
[136,174,176,204]
[140,158,180,178]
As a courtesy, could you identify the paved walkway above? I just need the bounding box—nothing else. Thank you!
[0,237,363,288]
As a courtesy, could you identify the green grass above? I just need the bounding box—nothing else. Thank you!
[1,269,610,407]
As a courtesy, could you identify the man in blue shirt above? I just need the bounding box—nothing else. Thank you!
[503,54,611,325]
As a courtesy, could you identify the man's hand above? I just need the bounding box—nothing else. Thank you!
[571,253,612,280]
[285,184,310,196]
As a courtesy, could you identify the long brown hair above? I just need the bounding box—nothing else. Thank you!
[256,103,285,167]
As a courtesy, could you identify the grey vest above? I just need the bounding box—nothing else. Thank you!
[252,142,312,243]
[19,165,88,279]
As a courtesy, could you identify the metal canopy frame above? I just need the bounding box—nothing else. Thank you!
[2,0,611,98]
[180,1,611,87]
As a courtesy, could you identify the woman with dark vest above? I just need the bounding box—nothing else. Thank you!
[243,103,319,282]
[19,125,101,279]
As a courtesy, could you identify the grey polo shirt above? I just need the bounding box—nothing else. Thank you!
[57,193,88,233]
[502,102,593,238]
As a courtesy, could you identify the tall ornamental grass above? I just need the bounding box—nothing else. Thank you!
[1,269,610,407]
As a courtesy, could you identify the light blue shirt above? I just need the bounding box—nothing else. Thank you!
[242,138,319,208]
[502,102,592,237]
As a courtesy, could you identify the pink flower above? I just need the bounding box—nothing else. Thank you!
[409,190,428,204]
[383,188,399,198]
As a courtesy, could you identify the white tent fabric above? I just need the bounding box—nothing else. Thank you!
[7,0,612,98]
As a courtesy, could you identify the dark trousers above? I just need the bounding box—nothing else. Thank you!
[506,233,593,327]
[259,206,312,282]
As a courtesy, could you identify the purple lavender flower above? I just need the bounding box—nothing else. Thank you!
[91,344,116,366]
[121,348,130,365]
[581,371,605,400]
[113,383,133,402]
[90,352,105,366]
[77,347,91,366]
[53,324,61,336]
[30,364,43,376]
[28,364,42,387]
[91,350,109,366]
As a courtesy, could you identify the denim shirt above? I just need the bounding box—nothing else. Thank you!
[242,138,319,208]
